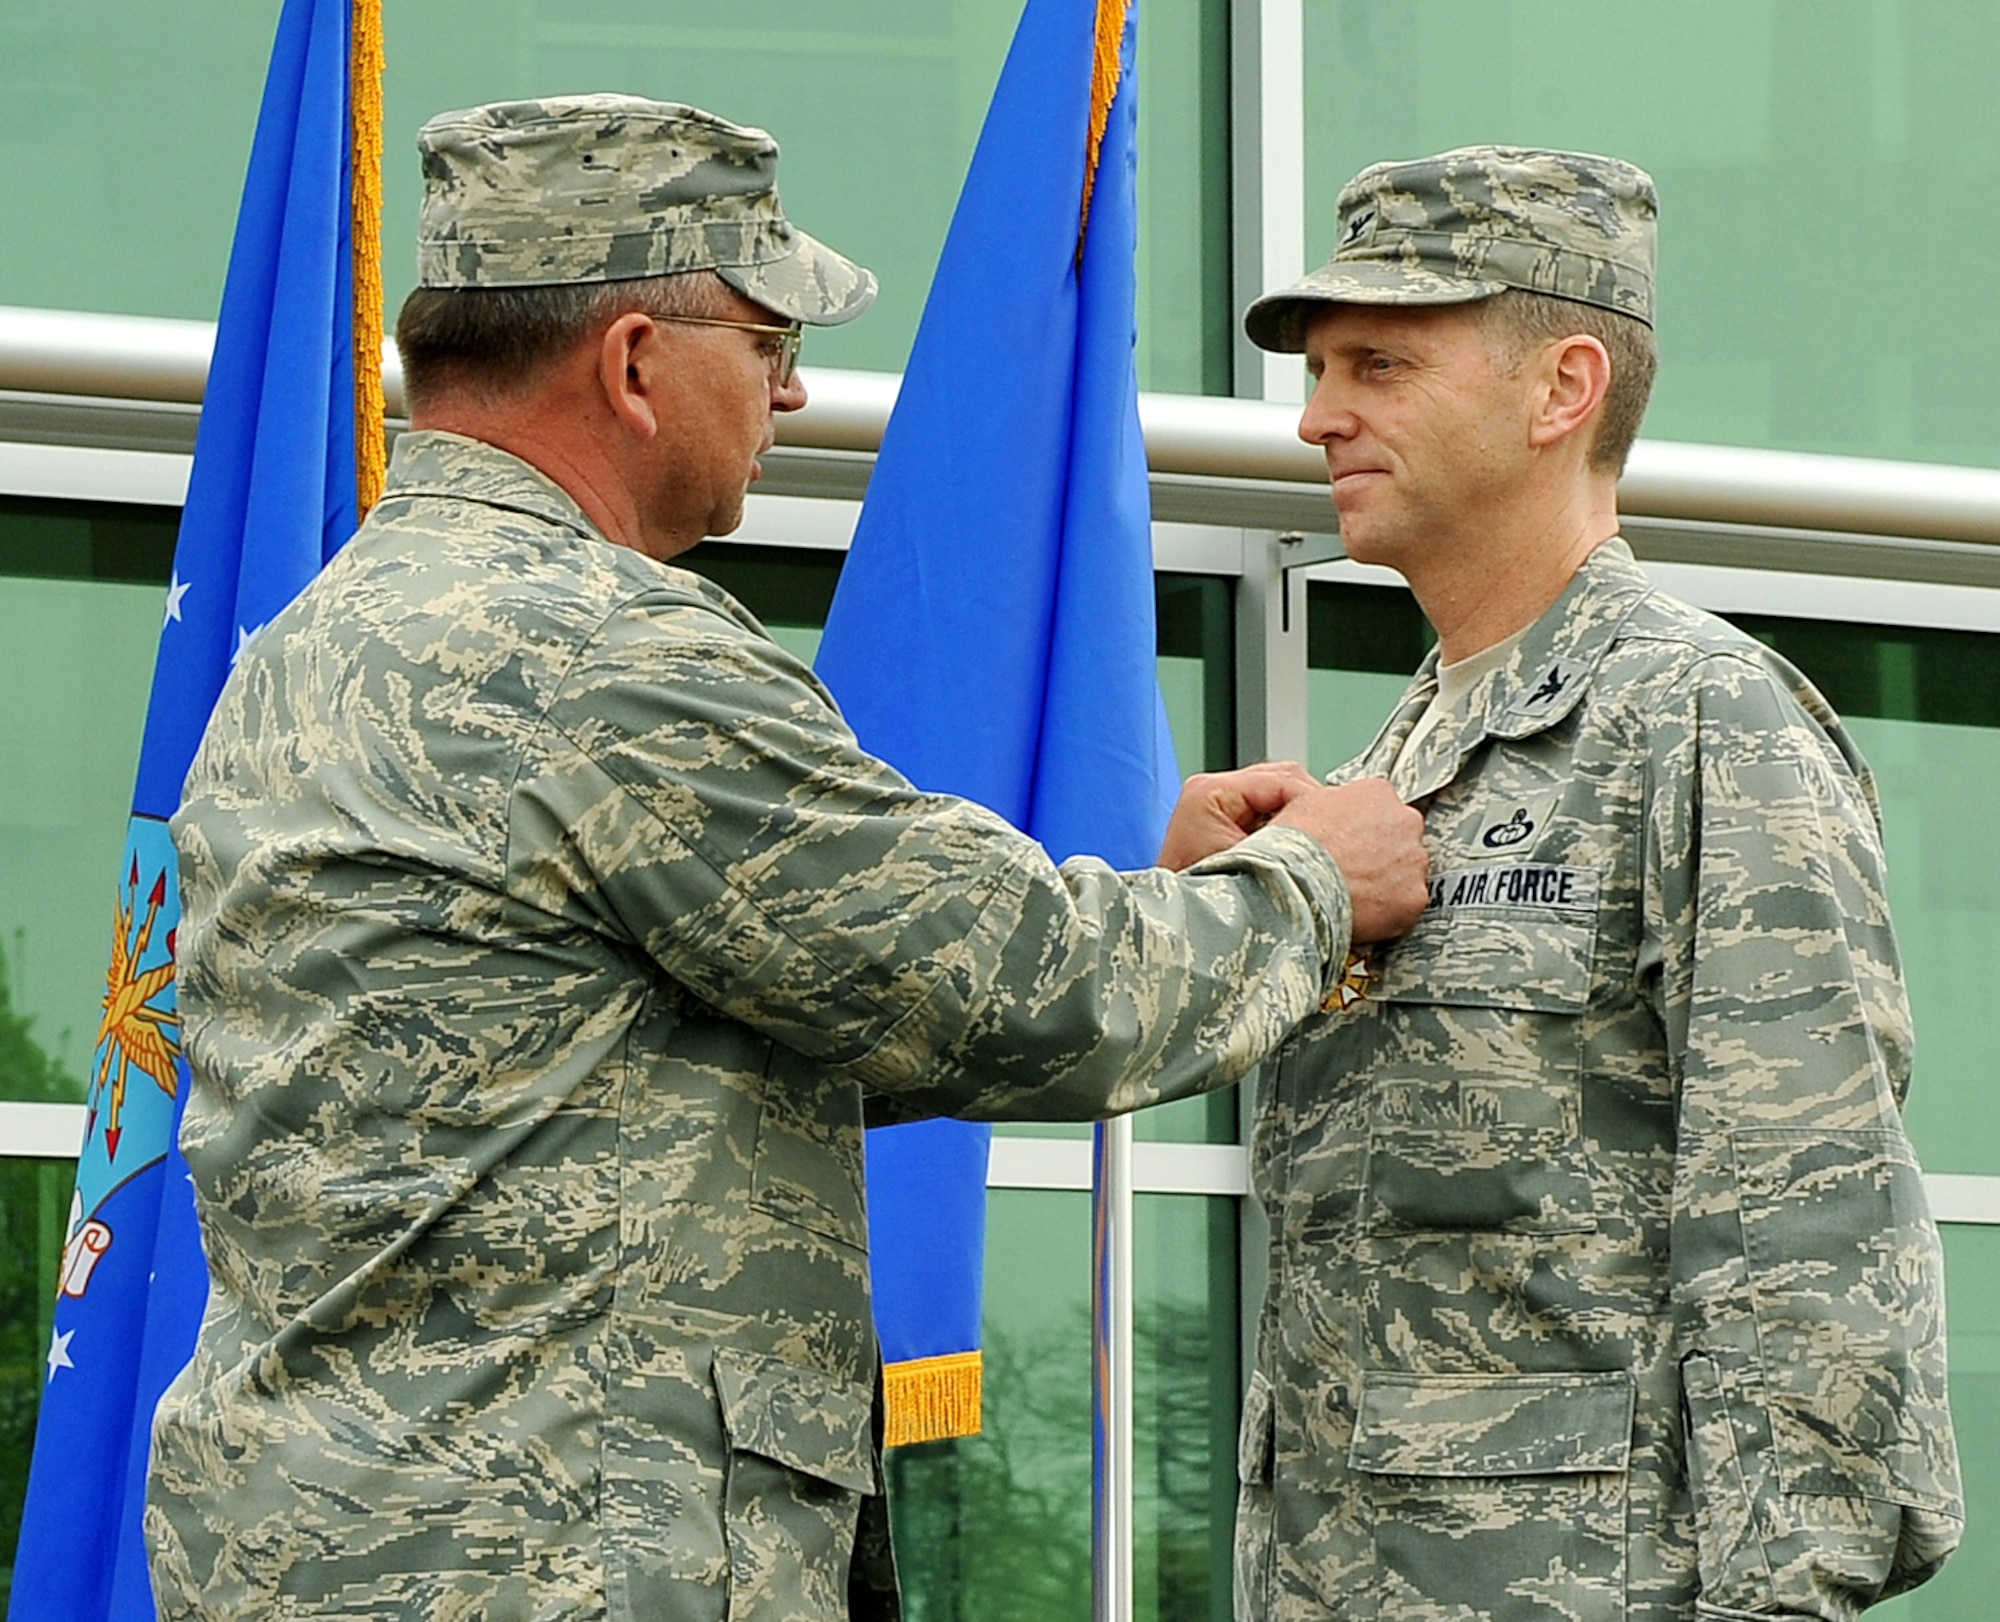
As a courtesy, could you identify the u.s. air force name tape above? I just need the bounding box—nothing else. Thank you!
[1427,863,1599,913]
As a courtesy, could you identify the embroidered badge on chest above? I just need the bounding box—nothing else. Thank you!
[1466,792,1561,860]
[1479,806,1537,850]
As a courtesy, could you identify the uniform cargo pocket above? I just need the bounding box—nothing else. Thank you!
[1365,911,1598,1235]
[713,1348,875,1621]
[1352,1370,1633,1622]
[1349,1370,1634,1478]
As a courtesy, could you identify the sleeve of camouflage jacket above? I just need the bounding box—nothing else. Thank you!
[1650,652,1962,1620]
[509,592,1350,1121]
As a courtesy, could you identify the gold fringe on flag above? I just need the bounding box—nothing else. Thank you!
[350,0,387,517]
[1077,0,1131,250]
[883,1352,984,1449]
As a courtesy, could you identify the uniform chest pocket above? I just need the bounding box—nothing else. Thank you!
[751,1044,869,1253]
[1363,905,1598,1236]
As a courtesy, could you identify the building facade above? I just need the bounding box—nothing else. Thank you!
[3,3,1998,1618]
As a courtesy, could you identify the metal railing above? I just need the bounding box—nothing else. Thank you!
[6,302,2000,547]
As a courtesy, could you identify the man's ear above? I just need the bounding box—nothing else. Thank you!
[1529,333,1611,453]
[597,311,663,439]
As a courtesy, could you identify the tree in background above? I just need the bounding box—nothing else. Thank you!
[0,937,86,1602]
[888,1297,1233,1622]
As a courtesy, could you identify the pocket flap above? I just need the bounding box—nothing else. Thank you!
[1373,903,1595,1013]
[712,1348,876,1495]
[1350,1371,1633,1477]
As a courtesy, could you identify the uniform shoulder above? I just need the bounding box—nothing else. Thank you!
[1612,584,1768,669]
[549,556,835,735]
[355,490,758,630]
[1599,582,1803,710]
[1601,583,1866,778]
[585,558,793,665]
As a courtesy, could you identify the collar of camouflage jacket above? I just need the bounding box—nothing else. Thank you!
[1485,538,1656,739]
[1360,537,1657,801]
[380,429,611,545]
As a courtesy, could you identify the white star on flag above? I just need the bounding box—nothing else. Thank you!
[231,622,267,666]
[46,1328,75,1382]
[163,569,192,626]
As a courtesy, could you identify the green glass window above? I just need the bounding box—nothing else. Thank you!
[0,497,174,1098]
[889,1189,1241,1622]
[1304,0,2000,466]
[0,497,174,1599]
[0,0,1232,392]
[1304,578,1433,778]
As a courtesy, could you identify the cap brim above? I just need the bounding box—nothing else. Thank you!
[720,226,878,327]
[1243,260,1505,352]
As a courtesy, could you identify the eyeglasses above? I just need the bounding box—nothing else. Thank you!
[649,313,804,388]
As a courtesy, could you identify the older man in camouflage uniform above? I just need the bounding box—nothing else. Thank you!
[143,96,1431,1621]
[1232,147,1962,1621]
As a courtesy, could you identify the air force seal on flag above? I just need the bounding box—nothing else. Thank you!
[65,815,183,1302]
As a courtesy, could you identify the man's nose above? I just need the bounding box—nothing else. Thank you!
[1297,374,1357,445]
[772,371,809,413]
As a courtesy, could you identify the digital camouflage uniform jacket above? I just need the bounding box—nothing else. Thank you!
[1234,541,1961,1622]
[147,432,1354,1622]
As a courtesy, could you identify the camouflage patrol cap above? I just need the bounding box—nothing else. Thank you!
[1244,146,1656,352]
[415,94,877,325]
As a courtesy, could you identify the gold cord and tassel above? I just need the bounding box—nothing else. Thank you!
[884,1351,985,1449]
[1077,0,1130,252]
[349,0,386,518]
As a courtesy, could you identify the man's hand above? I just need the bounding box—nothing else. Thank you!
[1157,762,1320,871]
[1271,777,1429,942]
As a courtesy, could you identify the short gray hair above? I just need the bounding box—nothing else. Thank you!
[394,270,731,411]
[1473,289,1657,475]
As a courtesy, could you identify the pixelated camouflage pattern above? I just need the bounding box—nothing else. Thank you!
[1235,541,1960,1622]
[144,430,1352,1622]
[1245,145,1657,353]
[416,95,878,324]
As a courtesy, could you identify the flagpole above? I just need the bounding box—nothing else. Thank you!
[1091,1113,1135,1622]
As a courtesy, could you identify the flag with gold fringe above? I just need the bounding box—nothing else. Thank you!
[7,1,383,1615]
[814,0,1173,1448]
